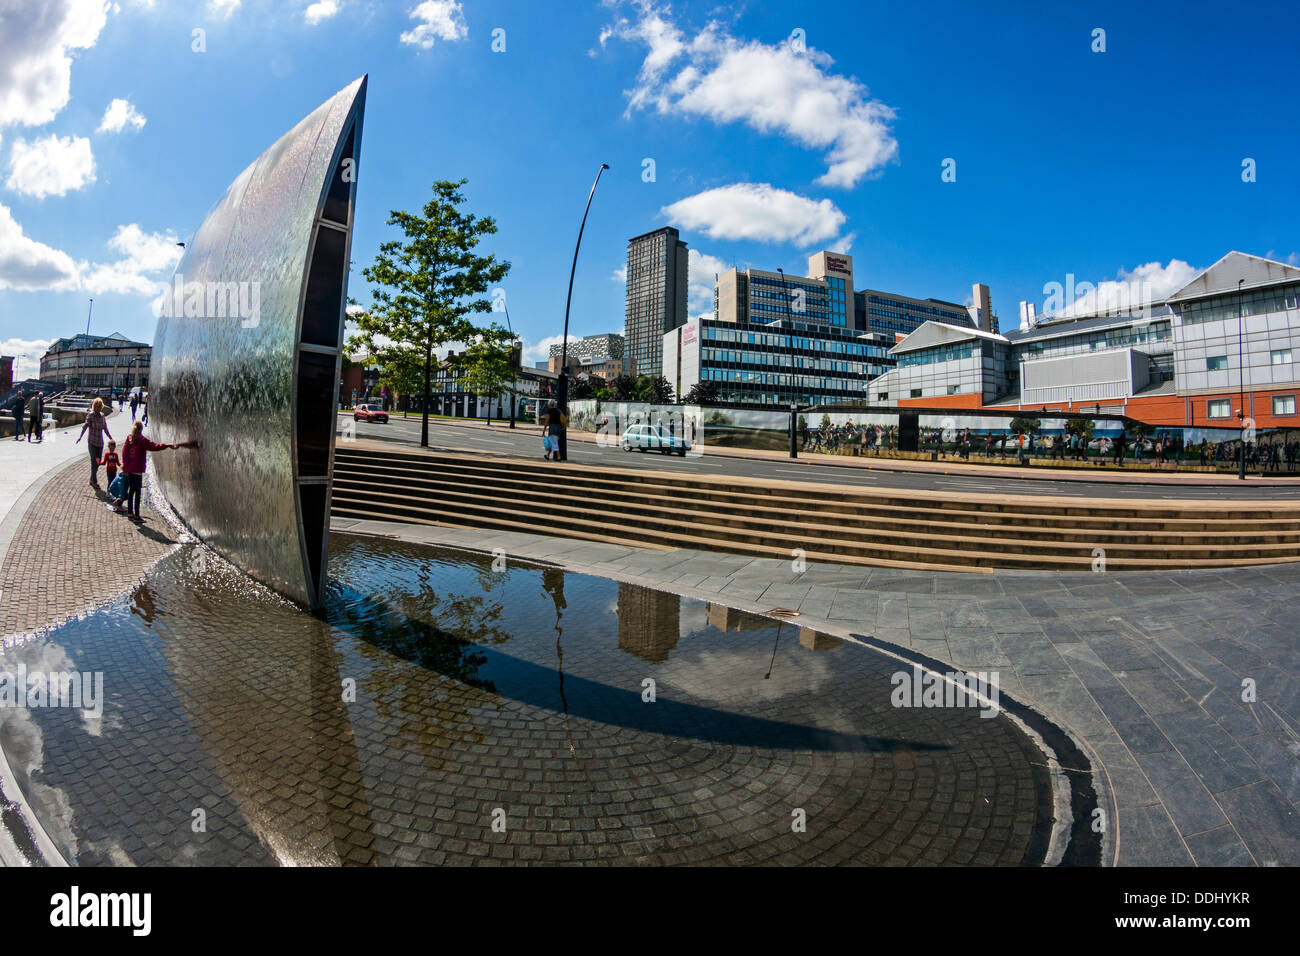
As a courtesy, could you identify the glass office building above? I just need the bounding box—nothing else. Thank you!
[665,249,981,405]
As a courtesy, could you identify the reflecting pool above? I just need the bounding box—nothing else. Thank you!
[0,535,1076,865]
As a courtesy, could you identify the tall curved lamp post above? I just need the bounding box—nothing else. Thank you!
[1238,278,1246,480]
[557,162,609,461]
[504,303,518,429]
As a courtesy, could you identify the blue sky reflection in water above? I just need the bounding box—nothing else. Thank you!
[0,534,1060,865]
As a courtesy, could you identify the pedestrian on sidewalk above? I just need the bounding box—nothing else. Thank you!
[9,390,23,441]
[542,400,565,462]
[76,397,114,487]
[129,391,139,420]
[25,390,44,442]
[120,420,179,519]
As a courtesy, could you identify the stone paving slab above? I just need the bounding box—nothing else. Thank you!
[332,518,1300,867]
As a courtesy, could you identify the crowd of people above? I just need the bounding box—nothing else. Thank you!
[796,419,1300,471]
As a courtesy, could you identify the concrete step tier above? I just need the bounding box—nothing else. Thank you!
[330,446,1300,572]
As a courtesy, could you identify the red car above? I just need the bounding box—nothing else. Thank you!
[353,404,389,424]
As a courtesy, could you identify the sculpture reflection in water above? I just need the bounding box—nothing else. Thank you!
[11,537,1089,866]
[150,77,367,607]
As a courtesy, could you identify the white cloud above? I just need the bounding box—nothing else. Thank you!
[0,0,111,128]
[521,333,579,366]
[96,97,146,133]
[1049,260,1200,318]
[663,183,845,247]
[611,265,627,283]
[304,0,340,24]
[687,248,726,313]
[207,0,240,18]
[0,337,54,381]
[0,206,180,300]
[400,1,467,49]
[0,203,80,291]
[603,3,897,187]
[81,223,183,296]
[5,134,96,198]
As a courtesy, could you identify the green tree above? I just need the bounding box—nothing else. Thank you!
[683,380,719,405]
[570,375,596,401]
[648,376,673,404]
[1009,416,1042,435]
[612,374,639,401]
[348,179,510,447]
[460,324,517,425]
[378,345,426,418]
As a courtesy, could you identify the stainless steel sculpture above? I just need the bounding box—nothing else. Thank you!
[152,77,366,608]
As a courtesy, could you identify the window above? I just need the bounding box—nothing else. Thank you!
[947,385,959,395]
[1273,395,1296,416]
[1206,356,1228,371]
[877,392,888,401]
[910,388,923,398]
[1272,348,1292,365]
[1207,399,1231,418]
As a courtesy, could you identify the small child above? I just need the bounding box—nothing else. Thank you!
[100,441,120,485]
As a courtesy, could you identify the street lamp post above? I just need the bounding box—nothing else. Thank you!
[504,304,517,430]
[1238,278,1246,481]
[76,298,93,394]
[557,162,609,462]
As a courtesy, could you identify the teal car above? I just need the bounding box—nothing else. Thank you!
[620,424,692,456]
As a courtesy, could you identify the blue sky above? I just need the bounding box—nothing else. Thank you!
[1,0,1297,377]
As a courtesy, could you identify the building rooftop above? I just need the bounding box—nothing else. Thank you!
[47,332,150,353]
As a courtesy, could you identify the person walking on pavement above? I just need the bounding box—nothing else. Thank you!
[9,390,23,441]
[129,391,139,421]
[119,420,179,520]
[542,400,566,462]
[25,390,44,442]
[76,397,114,487]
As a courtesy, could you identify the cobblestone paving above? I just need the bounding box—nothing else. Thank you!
[3,538,1061,866]
[0,459,179,637]
[339,521,1300,867]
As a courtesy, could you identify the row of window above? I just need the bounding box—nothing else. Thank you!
[703,326,874,355]
[1206,348,1292,371]
[866,295,968,322]
[1207,395,1296,418]
[897,341,975,368]
[701,368,862,392]
[1021,321,1172,360]
[1175,284,1300,326]
[702,349,867,373]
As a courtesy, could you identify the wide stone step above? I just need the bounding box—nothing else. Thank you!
[334,451,1300,531]
[330,484,1300,571]
[332,472,1300,550]
[331,448,1300,572]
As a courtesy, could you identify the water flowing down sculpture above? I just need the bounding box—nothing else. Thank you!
[151,76,367,607]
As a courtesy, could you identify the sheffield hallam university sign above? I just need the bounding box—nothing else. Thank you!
[152,77,367,607]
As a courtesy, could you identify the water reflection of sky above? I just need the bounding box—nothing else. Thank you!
[0,534,1056,866]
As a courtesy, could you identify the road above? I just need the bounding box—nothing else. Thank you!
[339,414,1300,500]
